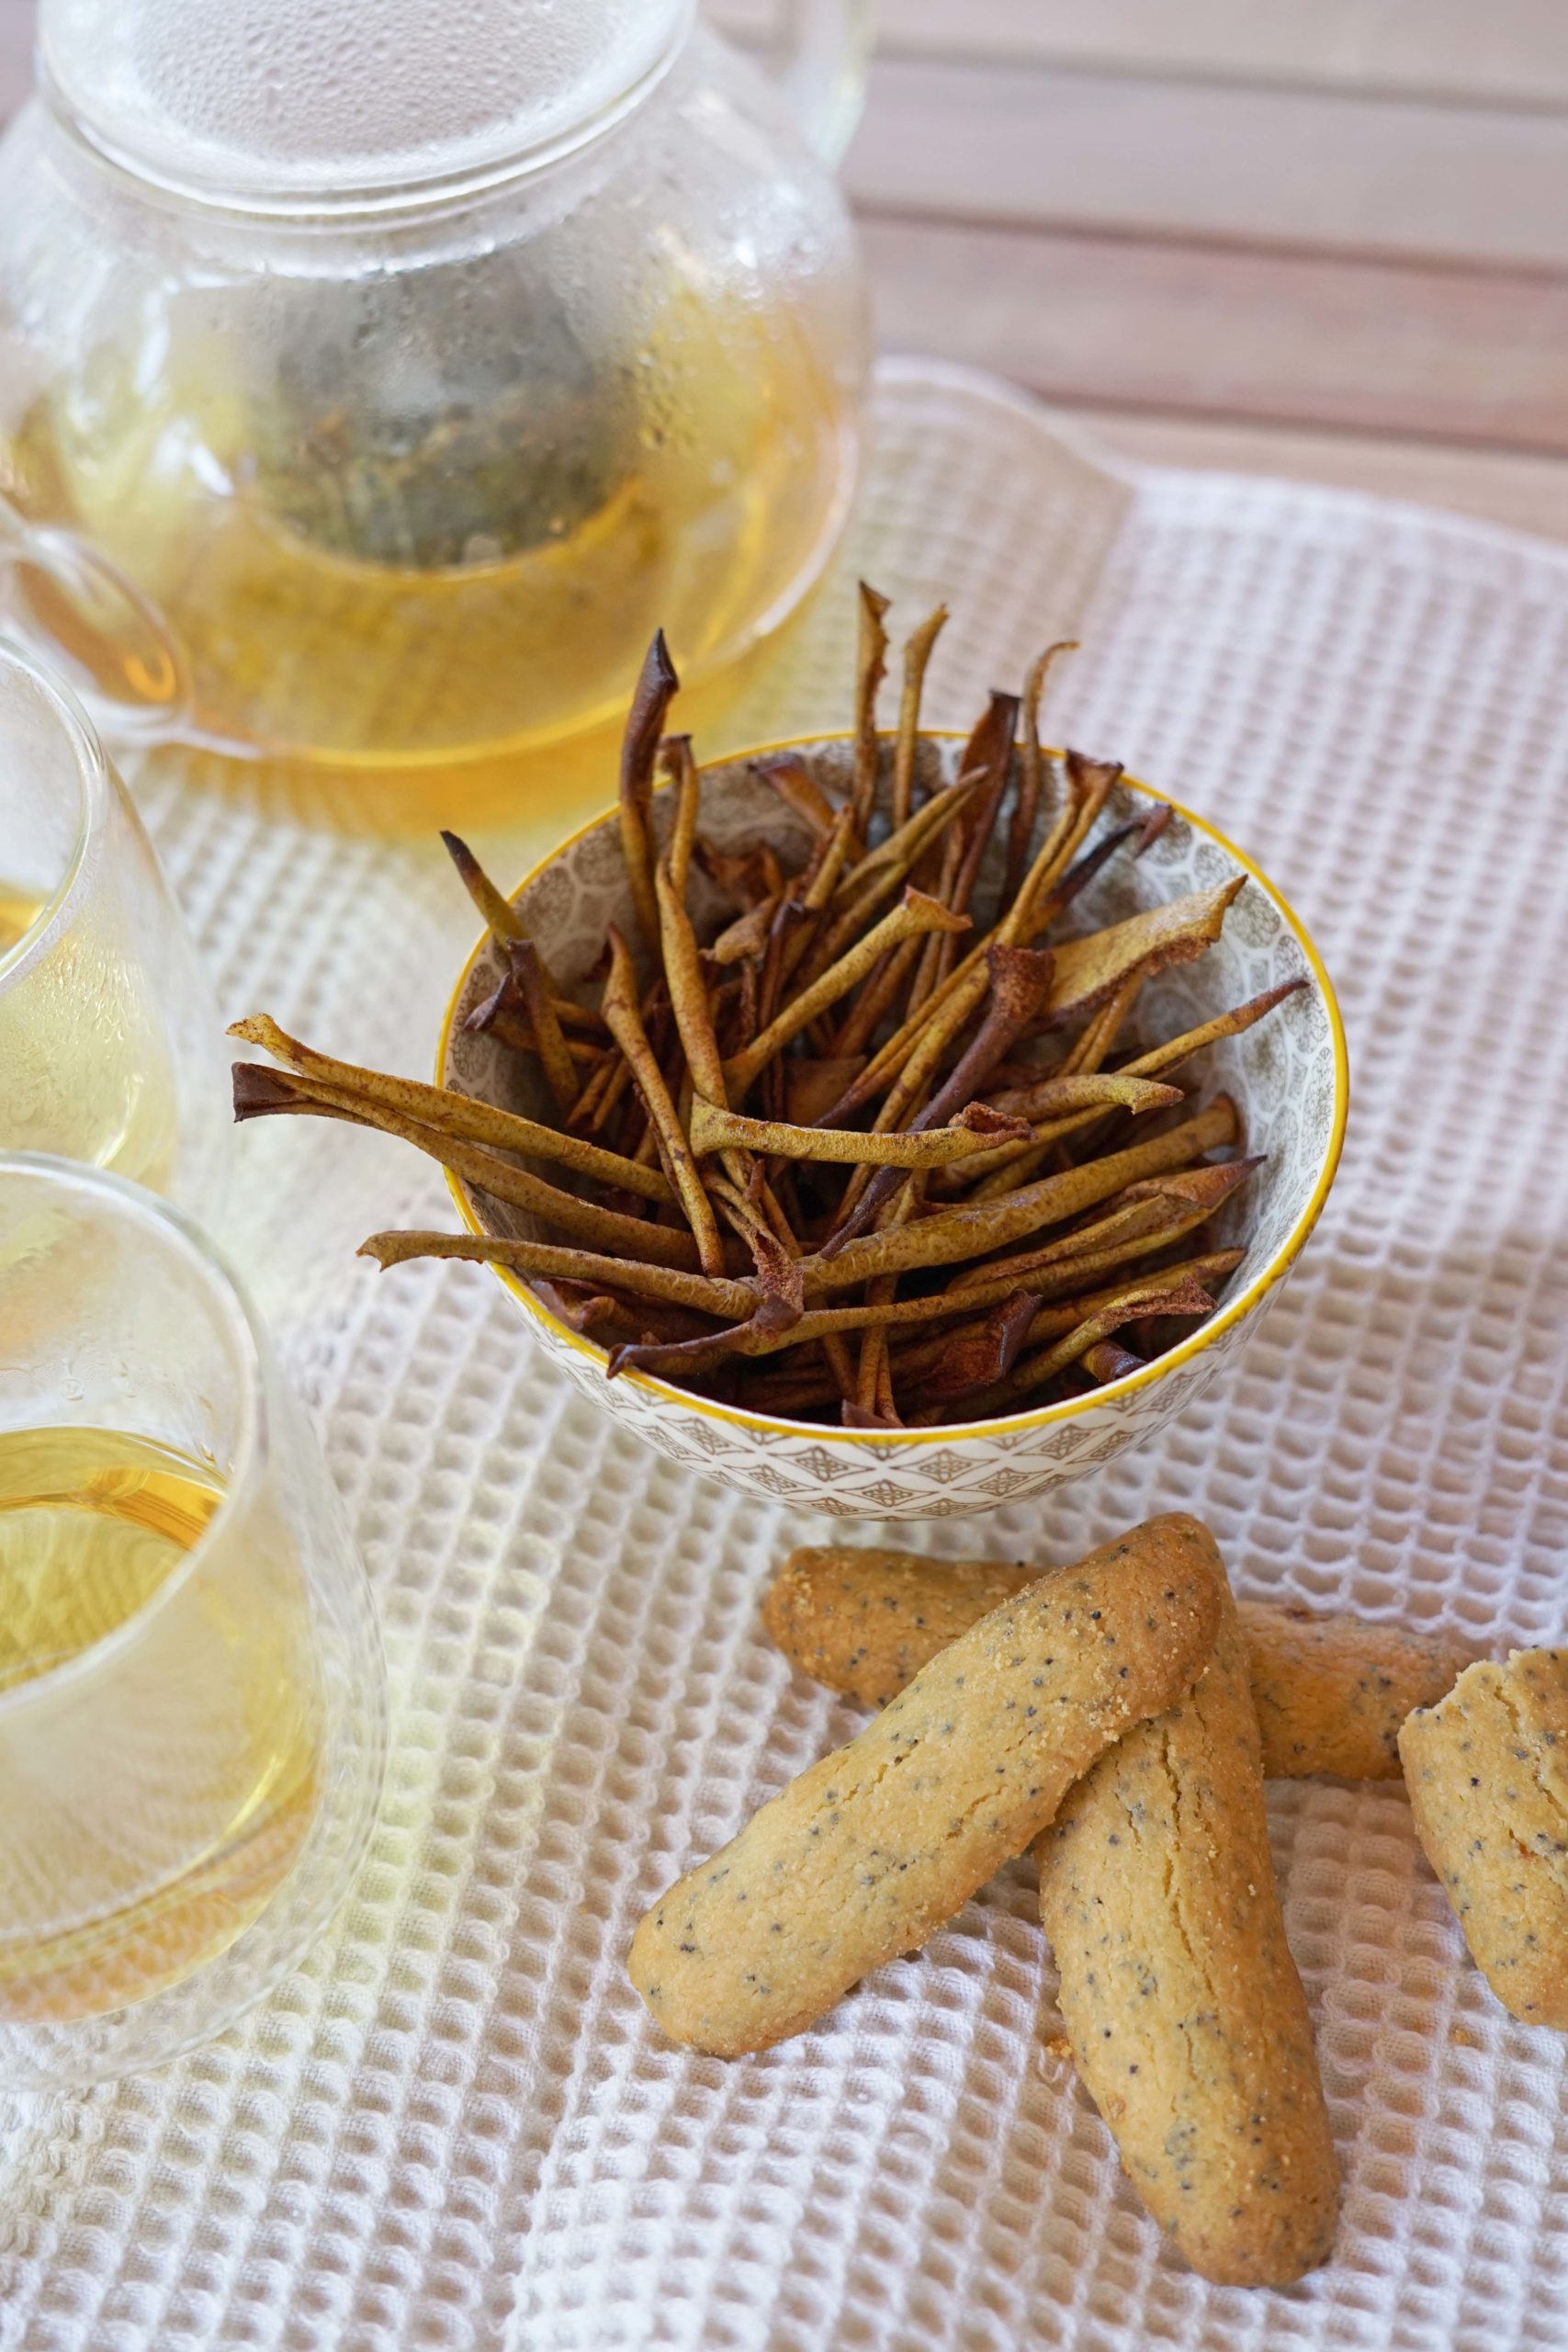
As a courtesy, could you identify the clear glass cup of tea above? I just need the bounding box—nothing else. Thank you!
[0,0,871,831]
[0,635,229,1204]
[0,1153,388,2088]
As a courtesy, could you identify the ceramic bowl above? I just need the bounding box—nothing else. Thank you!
[438,735,1347,1520]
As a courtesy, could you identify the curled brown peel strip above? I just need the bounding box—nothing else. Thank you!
[662,735,701,899]
[1134,800,1174,856]
[886,1250,1242,1387]
[230,1013,673,1204]
[824,941,1054,1249]
[909,1288,1043,1408]
[964,948,1285,1206]
[357,1229,759,1315]
[1043,877,1247,1028]
[919,1272,1219,1424]
[1003,641,1076,907]
[1042,819,1143,918]
[604,1216,805,1385]
[510,938,578,1117]
[619,630,681,956]
[891,604,948,828]
[826,770,980,930]
[800,1098,1241,1296]
[1009,751,1121,942]
[440,836,614,1032]
[602,922,728,1279]
[656,857,728,1106]
[708,899,777,967]
[850,582,892,841]
[234,1063,706,1268]
[832,930,924,1060]
[752,750,836,840]
[946,690,1022,932]
[988,1071,1183,1125]
[798,804,857,918]
[688,1095,1029,1166]
[1120,978,1310,1080]
[231,601,1307,1427]
[946,1158,1262,1295]
[722,887,970,1099]
[1082,1338,1147,1384]
[786,791,968,1012]
[735,1250,1247,1414]
[438,830,565,999]
[461,963,606,1062]
[810,742,1104,1130]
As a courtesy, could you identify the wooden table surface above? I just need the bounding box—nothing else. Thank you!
[5,0,1566,537]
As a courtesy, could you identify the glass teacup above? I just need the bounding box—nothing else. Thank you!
[0,636,229,1206]
[0,1153,388,2088]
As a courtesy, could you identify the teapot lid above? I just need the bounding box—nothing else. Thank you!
[39,0,690,209]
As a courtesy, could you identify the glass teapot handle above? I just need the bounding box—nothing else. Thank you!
[766,0,873,167]
[0,492,191,748]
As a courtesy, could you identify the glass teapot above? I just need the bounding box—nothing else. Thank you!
[0,0,870,829]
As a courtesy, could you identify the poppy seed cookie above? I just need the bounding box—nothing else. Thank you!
[1036,1579,1339,2285]
[630,1515,1224,2056]
[1401,1647,1568,2027]
[763,1545,1478,1781]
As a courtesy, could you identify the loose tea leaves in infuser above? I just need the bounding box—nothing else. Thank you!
[253,280,642,571]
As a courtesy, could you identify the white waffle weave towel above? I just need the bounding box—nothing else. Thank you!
[4,362,1568,2352]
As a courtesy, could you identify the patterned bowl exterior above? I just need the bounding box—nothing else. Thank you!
[438,734,1348,1519]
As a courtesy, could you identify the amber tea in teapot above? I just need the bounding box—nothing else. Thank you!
[0,0,869,828]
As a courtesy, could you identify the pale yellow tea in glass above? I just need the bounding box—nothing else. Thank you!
[0,639,228,1206]
[0,1158,387,2089]
[0,1428,320,2023]
[0,881,39,955]
[0,902,184,1195]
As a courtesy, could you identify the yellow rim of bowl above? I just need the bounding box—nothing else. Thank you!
[436,732,1349,1444]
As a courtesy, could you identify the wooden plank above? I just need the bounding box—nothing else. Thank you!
[712,0,1568,111]
[874,1,1568,114]
[860,216,1568,453]
[1078,408,1568,544]
[845,55,1568,270]
[13,2,1568,139]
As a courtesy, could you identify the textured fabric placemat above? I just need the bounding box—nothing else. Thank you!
[4,360,1568,2352]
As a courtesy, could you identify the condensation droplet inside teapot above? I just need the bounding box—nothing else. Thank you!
[40,0,688,200]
